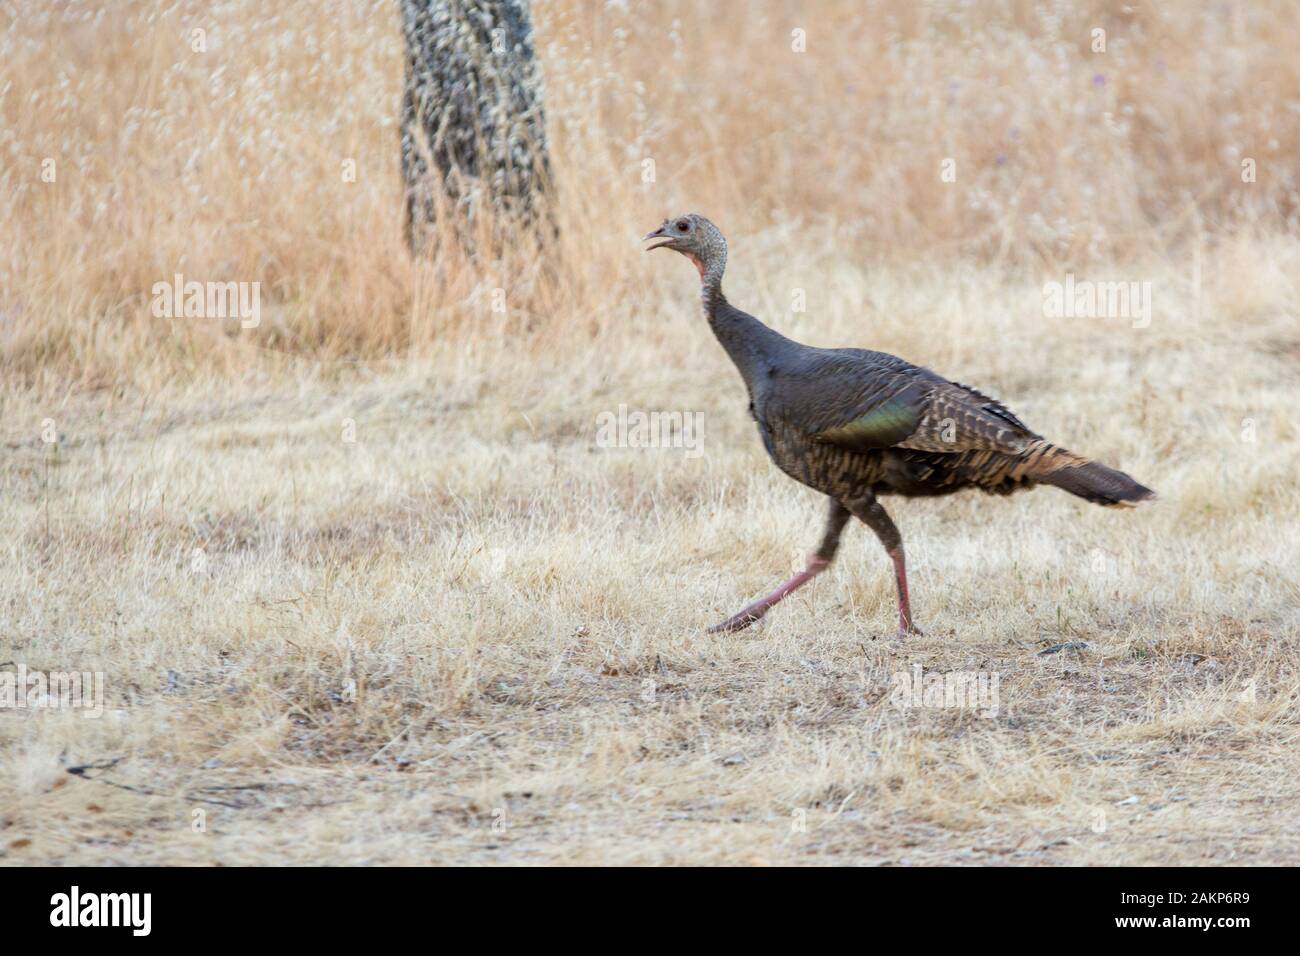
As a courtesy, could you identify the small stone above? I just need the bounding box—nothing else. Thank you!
[1038,641,1093,656]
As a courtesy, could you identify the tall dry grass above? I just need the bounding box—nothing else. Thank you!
[2,0,1297,384]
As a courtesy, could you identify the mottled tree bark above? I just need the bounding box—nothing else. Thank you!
[399,0,551,253]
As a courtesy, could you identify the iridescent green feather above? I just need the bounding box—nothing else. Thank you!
[814,398,919,450]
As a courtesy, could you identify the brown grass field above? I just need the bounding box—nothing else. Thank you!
[2,0,1299,865]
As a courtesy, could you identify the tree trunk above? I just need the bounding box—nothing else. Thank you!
[399,0,552,253]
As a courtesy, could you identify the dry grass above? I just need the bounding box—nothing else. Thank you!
[2,0,1299,865]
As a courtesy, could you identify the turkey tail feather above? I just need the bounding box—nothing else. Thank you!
[1030,445,1155,507]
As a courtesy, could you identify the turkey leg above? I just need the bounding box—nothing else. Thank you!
[846,496,922,636]
[708,499,850,634]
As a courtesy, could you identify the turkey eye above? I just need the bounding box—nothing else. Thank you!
[675,220,689,231]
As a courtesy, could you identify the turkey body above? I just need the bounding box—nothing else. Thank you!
[754,345,1049,503]
[716,287,1143,509]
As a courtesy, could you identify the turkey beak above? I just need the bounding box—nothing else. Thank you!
[643,224,674,251]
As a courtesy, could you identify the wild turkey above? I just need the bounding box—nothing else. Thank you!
[644,213,1155,636]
